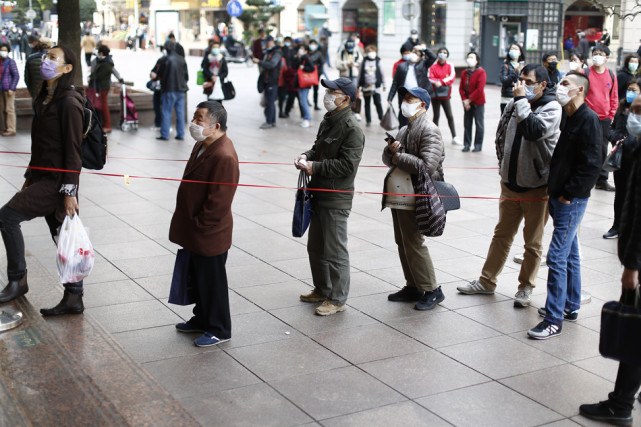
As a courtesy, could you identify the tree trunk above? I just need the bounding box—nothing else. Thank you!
[57,0,83,87]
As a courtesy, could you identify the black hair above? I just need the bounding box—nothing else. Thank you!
[98,45,110,56]
[623,53,640,71]
[0,42,11,53]
[521,64,550,85]
[617,77,641,114]
[35,45,82,105]
[299,44,308,52]
[437,47,449,57]
[592,44,610,56]
[400,46,410,54]
[28,35,39,44]
[504,43,524,62]
[309,39,318,45]
[541,51,558,63]
[570,50,585,63]
[566,70,590,95]
[467,51,481,66]
[284,36,292,41]
[168,33,176,40]
[164,40,176,52]
[197,101,227,132]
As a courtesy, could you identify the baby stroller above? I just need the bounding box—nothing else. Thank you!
[119,82,138,132]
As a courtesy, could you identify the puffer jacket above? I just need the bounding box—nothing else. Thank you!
[335,48,362,79]
[499,61,519,98]
[381,112,445,209]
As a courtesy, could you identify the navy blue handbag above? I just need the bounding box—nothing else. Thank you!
[292,171,313,238]
[168,249,194,305]
[600,287,641,367]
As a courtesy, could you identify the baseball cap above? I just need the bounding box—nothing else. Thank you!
[398,86,431,110]
[321,77,357,104]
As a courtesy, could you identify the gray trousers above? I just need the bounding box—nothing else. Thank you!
[307,206,351,306]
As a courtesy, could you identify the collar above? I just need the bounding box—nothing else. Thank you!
[408,109,426,124]
[325,105,352,122]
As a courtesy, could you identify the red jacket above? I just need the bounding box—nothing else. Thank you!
[392,59,406,77]
[459,67,486,106]
[428,61,455,99]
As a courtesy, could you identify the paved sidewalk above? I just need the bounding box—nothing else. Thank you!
[0,58,631,426]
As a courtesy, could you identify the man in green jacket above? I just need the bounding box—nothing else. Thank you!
[294,77,365,316]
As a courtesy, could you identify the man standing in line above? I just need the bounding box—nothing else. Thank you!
[528,72,603,339]
[585,45,618,191]
[578,93,641,426]
[170,101,239,347]
[157,40,189,141]
[294,78,364,316]
[254,37,282,129]
[457,64,561,308]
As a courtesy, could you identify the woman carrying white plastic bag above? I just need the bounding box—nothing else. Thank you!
[57,215,94,286]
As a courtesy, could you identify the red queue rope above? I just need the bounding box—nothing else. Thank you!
[0,150,500,170]
[0,164,548,203]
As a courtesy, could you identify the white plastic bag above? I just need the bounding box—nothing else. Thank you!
[56,215,95,283]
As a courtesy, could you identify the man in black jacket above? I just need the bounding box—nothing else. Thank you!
[578,93,641,427]
[528,71,603,340]
[157,40,189,140]
[254,38,282,129]
[388,43,436,127]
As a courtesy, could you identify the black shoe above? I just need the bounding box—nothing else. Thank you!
[595,181,616,191]
[462,147,470,152]
[603,227,619,239]
[537,307,578,322]
[279,112,287,118]
[156,136,169,141]
[388,286,424,302]
[40,290,84,316]
[579,401,632,426]
[175,136,184,140]
[314,106,321,111]
[0,272,28,303]
[282,112,290,118]
[472,148,482,152]
[415,287,445,311]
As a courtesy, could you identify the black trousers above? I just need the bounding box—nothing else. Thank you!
[313,84,319,108]
[190,250,231,339]
[285,89,303,117]
[598,118,612,184]
[363,91,383,123]
[463,104,485,149]
[612,162,632,230]
[609,362,641,412]
[85,53,92,67]
[278,86,288,114]
[432,98,456,137]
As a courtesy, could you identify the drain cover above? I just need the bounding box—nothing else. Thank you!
[0,307,23,332]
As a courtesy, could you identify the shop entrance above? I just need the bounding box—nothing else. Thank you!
[342,0,378,47]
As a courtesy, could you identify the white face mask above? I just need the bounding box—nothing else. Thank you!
[569,61,580,71]
[324,93,341,112]
[309,44,318,51]
[466,57,477,67]
[408,53,419,63]
[437,52,447,61]
[411,34,418,41]
[298,49,305,56]
[555,85,577,107]
[592,55,606,66]
[367,52,376,59]
[0,51,7,58]
[189,122,214,141]
[401,101,422,118]
[627,112,641,137]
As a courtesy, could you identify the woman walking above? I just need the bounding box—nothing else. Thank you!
[460,51,486,152]
[0,46,87,315]
[0,42,20,136]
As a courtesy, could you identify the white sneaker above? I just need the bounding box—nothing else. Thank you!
[514,285,533,307]
[452,136,462,145]
[300,120,311,128]
[456,279,494,295]
[354,113,362,122]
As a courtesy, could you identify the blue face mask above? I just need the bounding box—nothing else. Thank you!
[629,62,639,73]
[627,90,638,104]
[508,49,520,60]
[524,84,537,101]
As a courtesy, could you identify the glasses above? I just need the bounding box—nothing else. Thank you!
[519,78,539,86]
[42,54,67,65]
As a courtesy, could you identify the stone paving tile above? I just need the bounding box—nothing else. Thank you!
[82,279,155,308]
[222,311,303,349]
[110,254,177,279]
[85,299,182,334]
[179,383,312,427]
[234,281,310,311]
[270,304,379,336]
[572,356,620,382]
[347,293,447,323]
[320,400,450,426]
[227,262,296,289]
[456,299,543,334]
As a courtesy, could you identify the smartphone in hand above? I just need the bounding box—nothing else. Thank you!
[385,132,395,143]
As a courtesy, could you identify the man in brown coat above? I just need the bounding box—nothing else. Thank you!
[169,101,239,347]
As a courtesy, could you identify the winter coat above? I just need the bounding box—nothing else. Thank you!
[0,57,20,91]
[257,48,282,90]
[460,67,487,106]
[201,54,228,81]
[619,150,641,270]
[158,51,189,92]
[335,48,362,79]
[89,55,122,92]
[499,61,519,99]
[388,49,437,102]
[428,61,456,99]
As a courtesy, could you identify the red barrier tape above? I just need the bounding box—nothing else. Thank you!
[0,150,499,170]
[0,163,548,202]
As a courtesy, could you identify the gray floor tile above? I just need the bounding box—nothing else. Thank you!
[345,271,399,298]
[227,337,349,381]
[179,383,312,427]
[347,293,447,323]
[134,275,172,299]
[509,322,601,362]
[440,335,565,380]
[500,364,615,417]
[85,299,182,333]
[270,366,404,420]
[83,279,154,308]
[572,356,619,382]
[270,304,378,335]
[456,299,542,334]
[439,281,510,310]
[144,351,261,399]
[111,254,177,279]
[418,381,562,427]
[235,281,309,311]
[224,311,303,349]
[227,262,295,288]
[311,323,427,365]
[321,400,450,427]
[96,239,172,261]
[360,349,489,398]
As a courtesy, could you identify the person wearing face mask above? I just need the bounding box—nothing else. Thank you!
[0,42,19,136]
[0,46,85,315]
[393,47,412,78]
[578,90,641,427]
[87,45,124,133]
[527,71,603,340]
[24,36,52,100]
[401,29,420,54]
[388,44,437,127]
[458,65,561,307]
[429,47,458,144]
[157,40,189,140]
[169,101,239,347]
[336,38,362,88]
[617,54,639,101]
[584,45,618,191]
[459,51,487,152]
[252,28,267,62]
[599,28,611,47]
[358,45,385,126]
[200,42,228,103]
[500,43,524,113]
[602,78,641,240]
[383,87,446,311]
[542,52,563,86]
[8,28,20,62]
[567,52,586,73]
[294,77,364,316]
[254,38,282,129]
[296,44,315,128]
[308,39,323,110]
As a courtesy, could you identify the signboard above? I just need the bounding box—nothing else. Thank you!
[526,29,539,51]
[383,1,395,35]
[26,9,37,19]
[227,0,242,17]
[155,11,180,47]
[401,0,416,21]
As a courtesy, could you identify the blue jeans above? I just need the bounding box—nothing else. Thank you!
[264,85,278,124]
[153,91,162,128]
[299,87,311,120]
[161,91,185,139]
[543,197,589,325]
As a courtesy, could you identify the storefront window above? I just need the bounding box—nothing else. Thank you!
[421,0,446,47]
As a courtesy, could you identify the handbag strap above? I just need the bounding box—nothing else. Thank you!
[298,170,309,189]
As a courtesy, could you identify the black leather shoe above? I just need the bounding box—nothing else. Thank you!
[156,136,169,141]
[314,106,321,111]
[462,147,470,152]
[595,181,615,191]
[388,286,424,302]
[40,290,84,316]
[472,148,482,152]
[0,272,28,303]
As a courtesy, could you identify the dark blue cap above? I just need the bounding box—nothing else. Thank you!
[398,86,431,110]
[321,77,357,104]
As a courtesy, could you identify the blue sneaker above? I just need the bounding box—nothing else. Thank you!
[175,321,205,334]
[194,332,230,347]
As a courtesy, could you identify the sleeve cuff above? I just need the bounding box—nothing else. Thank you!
[59,184,77,197]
